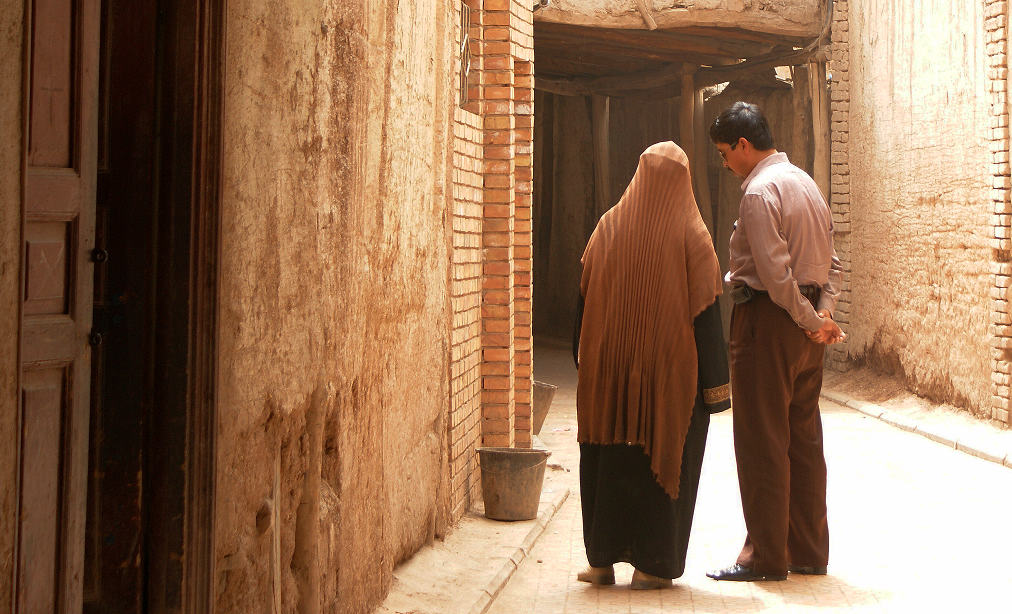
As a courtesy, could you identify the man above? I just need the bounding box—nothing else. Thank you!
[705,102,844,582]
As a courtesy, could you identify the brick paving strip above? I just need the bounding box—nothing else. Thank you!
[466,488,570,614]
[377,475,571,614]
[821,386,1012,468]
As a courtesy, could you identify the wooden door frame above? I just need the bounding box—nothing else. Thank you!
[14,0,29,607]
[183,1,226,612]
[14,1,227,612]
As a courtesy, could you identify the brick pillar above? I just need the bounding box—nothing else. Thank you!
[989,0,1011,424]
[509,1,534,447]
[827,0,852,371]
[513,59,534,447]
[481,1,517,447]
[477,0,534,448]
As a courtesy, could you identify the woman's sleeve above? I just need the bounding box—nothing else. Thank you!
[694,300,731,413]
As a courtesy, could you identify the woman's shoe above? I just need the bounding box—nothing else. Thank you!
[576,565,615,585]
[630,569,672,590]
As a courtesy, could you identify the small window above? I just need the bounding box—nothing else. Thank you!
[459,3,471,107]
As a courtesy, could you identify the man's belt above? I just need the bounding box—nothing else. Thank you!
[730,284,821,305]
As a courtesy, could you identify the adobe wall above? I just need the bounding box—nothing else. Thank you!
[0,7,23,611]
[215,1,456,612]
[842,0,993,413]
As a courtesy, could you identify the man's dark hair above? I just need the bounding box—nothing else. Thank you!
[708,101,775,150]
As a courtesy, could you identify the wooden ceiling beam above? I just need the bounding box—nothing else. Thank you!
[533,3,824,40]
[536,37,731,68]
[535,23,776,60]
[695,46,827,88]
[536,63,685,97]
[674,26,809,46]
[634,0,658,30]
[537,40,699,64]
[535,78,683,99]
[534,57,657,79]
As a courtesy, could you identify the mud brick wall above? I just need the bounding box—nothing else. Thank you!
[214,1,460,612]
[839,0,994,415]
[827,0,852,371]
[989,0,1012,424]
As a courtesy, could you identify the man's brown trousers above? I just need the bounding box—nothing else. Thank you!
[729,293,830,575]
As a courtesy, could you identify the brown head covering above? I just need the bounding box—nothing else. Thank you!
[577,141,722,499]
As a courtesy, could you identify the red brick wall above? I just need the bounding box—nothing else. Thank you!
[448,0,536,520]
[449,0,485,520]
[479,0,534,449]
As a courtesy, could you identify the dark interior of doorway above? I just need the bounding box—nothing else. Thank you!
[83,1,194,611]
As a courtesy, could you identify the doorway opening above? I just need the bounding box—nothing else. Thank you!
[83,1,223,612]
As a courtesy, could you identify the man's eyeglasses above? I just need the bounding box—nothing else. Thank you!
[719,141,739,161]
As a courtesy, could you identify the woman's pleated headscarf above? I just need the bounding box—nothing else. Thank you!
[577,141,722,499]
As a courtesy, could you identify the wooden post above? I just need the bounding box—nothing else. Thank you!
[791,65,814,175]
[692,84,714,237]
[634,0,658,30]
[809,60,831,201]
[680,68,714,234]
[591,94,611,221]
[679,69,695,177]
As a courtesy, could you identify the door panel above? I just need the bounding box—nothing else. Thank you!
[24,221,72,315]
[18,368,68,614]
[28,0,76,168]
[18,1,100,613]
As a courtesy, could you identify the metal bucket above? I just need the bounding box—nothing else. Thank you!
[477,447,551,521]
[532,380,558,435]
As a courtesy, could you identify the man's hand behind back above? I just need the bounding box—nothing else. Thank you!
[806,310,846,345]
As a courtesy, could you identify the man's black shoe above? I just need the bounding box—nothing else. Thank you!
[705,564,787,582]
[789,565,828,575]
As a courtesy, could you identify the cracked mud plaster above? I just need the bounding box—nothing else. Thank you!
[215,1,456,612]
[847,0,992,413]
[0,5,23,610]
[538,0,822,36]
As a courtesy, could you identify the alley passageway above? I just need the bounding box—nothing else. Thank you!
[485,343,1012,613]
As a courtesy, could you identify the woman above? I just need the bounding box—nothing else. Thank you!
[574,141,730,589]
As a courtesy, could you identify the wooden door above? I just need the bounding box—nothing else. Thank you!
[18,1,101,613]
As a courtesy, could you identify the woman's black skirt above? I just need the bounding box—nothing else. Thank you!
[580,403,710,579]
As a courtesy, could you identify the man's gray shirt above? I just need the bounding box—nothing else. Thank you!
[726,152,843,332]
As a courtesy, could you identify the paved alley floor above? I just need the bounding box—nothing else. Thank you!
[488,342,1012,613]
